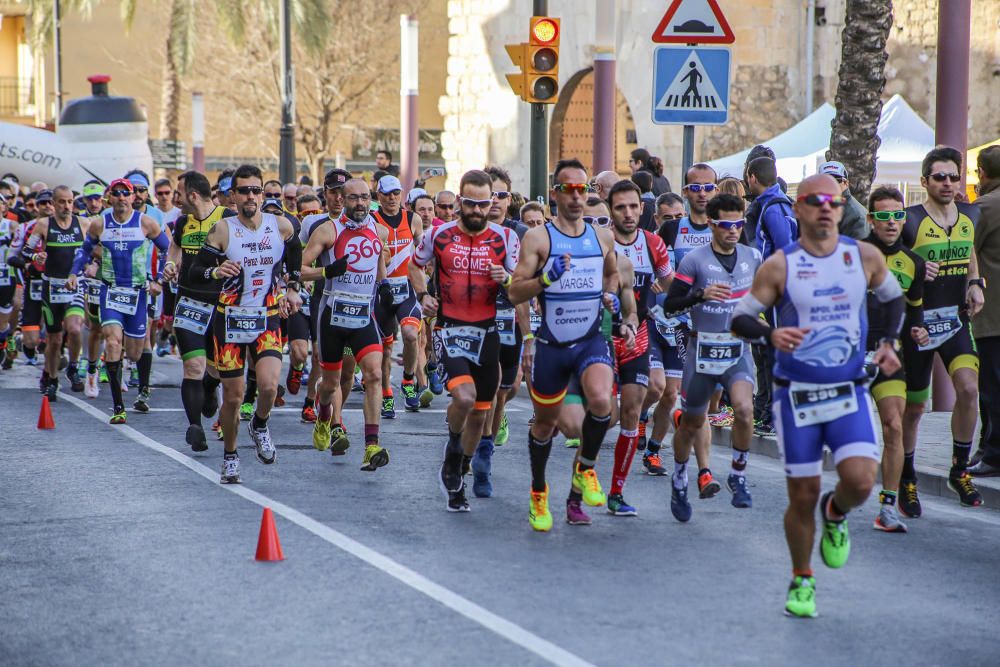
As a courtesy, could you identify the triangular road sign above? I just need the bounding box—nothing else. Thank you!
[654,50,724,111]
[652,0,735,44]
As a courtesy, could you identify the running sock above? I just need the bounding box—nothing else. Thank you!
[303,396,313,409]
[793,568,814,578]
[732,448,749,475]
[951,439,972,474]
[137,349,153,391]
[243,370,257,404]
[382,387,393,398]
[180,378,204,425]
[528,432,553,492]
[106,360,124,411]
[826,493,847,521]
[902,451,917,480]
[202,373,221,393]
[87,360,97,374]
[402,372,415,384]
[251,412,268,431]
[611,428,639,494]
[224,450,238,460]
[364,424,379,444]
[318,400,333,423]
[578,411,611,471]
[647,438,662,454]
[879,489,897,506]
[672,459,688,490]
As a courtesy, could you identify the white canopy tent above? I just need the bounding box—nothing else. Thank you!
[707,95,935,186]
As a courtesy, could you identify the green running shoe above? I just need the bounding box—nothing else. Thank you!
[564,437,580,449]
[819,492,850,569]
[239,402,254,421]
[360,443,389,471]
[784,576,818,618]
[110,409,127,425]
[99,364,109,384]
[495,413,509,446]
[312,419,332,451]
[419,386,434,408]
[571,464,606,507]
[330,424,350,455]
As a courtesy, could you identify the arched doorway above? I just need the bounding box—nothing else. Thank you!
[549,67,637,176]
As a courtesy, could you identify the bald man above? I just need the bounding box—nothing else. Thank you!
[592,171,621,202]
[730,174,905,618]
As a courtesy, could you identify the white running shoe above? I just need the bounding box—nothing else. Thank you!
[248,421,276,464]
[220,456,241,484]
[84,372,99,398]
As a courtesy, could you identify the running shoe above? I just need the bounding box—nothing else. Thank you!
[84,372,99,398]
[186,424,208,452]
[220,455,241,484]
[471,438,494,498]
[248,421,276,464]
[239,402,254,421]
[45,379,58,402]
[727,474,753,508]
[38,372,47,393]
[201,385,219,419]
[969,459,1000,477]
[214,421,224,441]
[360,444,390,471]
[419,386,434,408]
[566,498,592,525]
[330,424,350,455]
[670,481,692,522]
[67,366,84,392]
[58,351,68,371]
[643,452,667,476]
[898,479,922,518]
[607,493,638,517]
[133,389,151,413]
[129,365,140,388]
[439,457,463,494]
[312,419,332,451]
[99,364,109,384]
[446,483,470,512]
[285,365,304,395]
[401,381,420,412]
[274,385,286,407]
[564,438,580,449]
[427,364,444,395]
[709,405,735,428]
[873,505,907,533]
[300,404,317,423]
[110,409,127,425]
[155,339,171,357]
[25,355,39,367]
[571,464,606,507]
[381,395,396,419]
[529,486,553,532]
[947,472,984,507]
[698,469,721,498]
[819,491,850,569]
[353,372,364,392]
[784,576,818,619]
[495,413,509,446]
[77,357,87,376]
[753,421,776,437]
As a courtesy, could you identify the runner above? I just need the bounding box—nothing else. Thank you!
[371,175,424,416]
[606,179,673,515]
[508,159,627,531]
[301,178,391,470]
[68,178,170,423]
[663,193,760,521]
[160,171,228,451]
[900,146,984,511]
[409,169,520,510]
[0,193,19,367]
[731,173,904,618]
[187,164,303,483]
[864,186,928,533]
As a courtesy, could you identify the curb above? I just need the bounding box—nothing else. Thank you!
[708,426,1000,509]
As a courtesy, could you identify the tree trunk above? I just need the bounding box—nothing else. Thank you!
[827,0,893,204]
[159,34,181,141]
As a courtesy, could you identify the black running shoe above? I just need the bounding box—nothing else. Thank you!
[948,472,984,507]
[186,424,208,452]
[898,479,922,518]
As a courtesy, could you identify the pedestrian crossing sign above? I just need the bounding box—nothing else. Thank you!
[652,46,731,125]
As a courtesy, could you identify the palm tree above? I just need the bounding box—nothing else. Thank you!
[827,0,894,203]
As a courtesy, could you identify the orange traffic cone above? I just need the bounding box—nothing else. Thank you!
[37,396,55,430]
[255,507,284,561]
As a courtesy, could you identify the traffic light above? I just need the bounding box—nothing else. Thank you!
[505,16,560,104]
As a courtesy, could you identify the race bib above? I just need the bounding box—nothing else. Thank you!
[789,381,859,427]
[29,279,44,301]
[299,291,311,318]
[387,276,409,305]
[496,308,516,346]
[47,277,76,304]
[920,305,962,351]
[695,332,743,374]
[106,286,140,315]
[0,270,10,287]
[442,325,486,364]
[329,291,371,329]
[529,312,542,334]
[225,305,266,343]
[173,296,214,335]
[86,280,103,306]
[655,317,682,347]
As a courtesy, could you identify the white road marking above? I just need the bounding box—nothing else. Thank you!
[57,391,593,667]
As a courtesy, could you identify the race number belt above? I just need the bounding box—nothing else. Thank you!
[29,279,44,301]
[46,277,76,304]
[86,279,103,306]
[789,381,859,428]
[695,332,743,374]
[386,276,409,305]
[329,290,371,329]
[106,286,141,315]
[173,296,214,335]
[442,325,486,364]
[496,308,516,346]
[919,305,962,351]
[225,305,266,343]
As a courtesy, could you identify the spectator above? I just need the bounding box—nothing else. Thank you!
[508,191,526,221]
[631,170,657,232]
[647,156,672,196]
[971,145,1000,476]
[519,201,547,228]
[746,157,796,259]
[592,170,621,202]
[818,160,869,239]
[742,144,776,240]
[717,176,746,199]
[298,174,314,186]
[282,183,299,214]
[375,150,400,177]
[629,148,672,195]
[435,189,457,223]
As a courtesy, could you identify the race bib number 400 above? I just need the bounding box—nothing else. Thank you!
[441,325,486,364]
[106,286,141,315]
[695,332,743,374]
[225,306,266,343]
[789,381,859,428]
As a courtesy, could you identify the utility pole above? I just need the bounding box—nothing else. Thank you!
[530,0,549,202]
[191,92,205,173]
[400,15,419,196]
[53,0,63,121]
[278,0,296,184]
[592,0,615,174]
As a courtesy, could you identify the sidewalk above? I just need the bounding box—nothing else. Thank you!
[709,411,1000,507]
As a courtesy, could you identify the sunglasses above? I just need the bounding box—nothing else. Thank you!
[683,183,717,193]
[797,193,845,208]
[583,215,611,227]
[155,190,172,197]
[461,197,494,209]
[493,191,510,200]
[871,210,906,221]
[436,203,455,210]
[133,186,148,194]
[553,183,592,195]
[234,186,263,195]
[108,189,133,198]
[264,192,283,199]
[711,218,745,230]
[929,172,961,183]
[380,189,402,197]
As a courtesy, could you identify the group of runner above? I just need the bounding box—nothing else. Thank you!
[0,142,990,619]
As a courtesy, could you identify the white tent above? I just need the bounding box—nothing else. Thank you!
[707,95,935,185]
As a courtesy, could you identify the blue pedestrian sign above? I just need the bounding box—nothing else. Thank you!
[652,46,731,125]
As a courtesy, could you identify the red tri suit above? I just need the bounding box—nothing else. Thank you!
[614,229,673,365]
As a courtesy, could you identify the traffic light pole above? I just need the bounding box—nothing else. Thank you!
[530,0,549,202]
[278,0,296,184]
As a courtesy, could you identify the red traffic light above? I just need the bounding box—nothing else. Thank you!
[530,17,559,45]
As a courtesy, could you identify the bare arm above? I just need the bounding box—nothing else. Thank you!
[300,224,334,282]
[597,227,620,296]
[507,226,549,304]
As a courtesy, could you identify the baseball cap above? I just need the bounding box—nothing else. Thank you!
[323,168,351,190]
[109,178,135,193]
[377,175,402,194]
[36,189,54,203]
[83,182,105,198]
[262,198,283,211]
[218,176,233,193]
[818,161,848,180]
[127,173,150,189]
[406,187,428,205]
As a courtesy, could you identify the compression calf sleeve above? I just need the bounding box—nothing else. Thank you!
[181,378,204,425]
[138,349,152,391]
[579,411,611,469]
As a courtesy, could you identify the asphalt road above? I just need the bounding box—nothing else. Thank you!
[2,358,998,666]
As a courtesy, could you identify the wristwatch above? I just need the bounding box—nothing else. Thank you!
[968,278,986,289]
[878,337,902,352]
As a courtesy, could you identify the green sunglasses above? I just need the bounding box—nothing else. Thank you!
[870,210,906,221]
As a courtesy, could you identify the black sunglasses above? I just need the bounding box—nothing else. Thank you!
[133,186,148,194]
[108,189,132,198]
[235,186,264,195]
[929,172,961,183]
